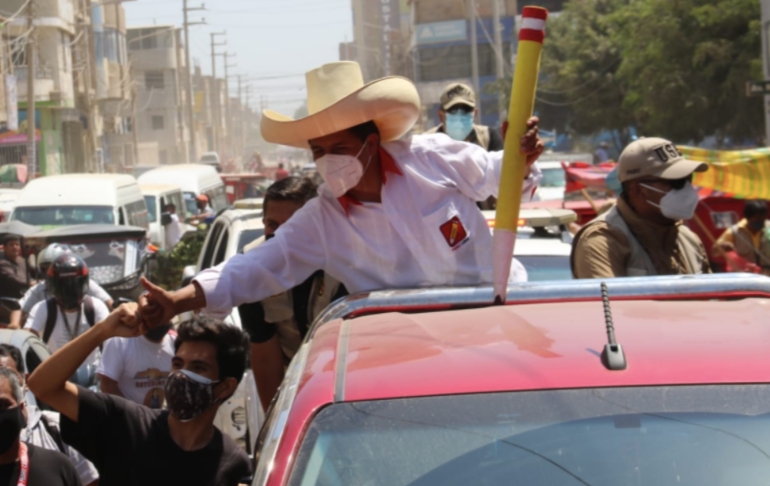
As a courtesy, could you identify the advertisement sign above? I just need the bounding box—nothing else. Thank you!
[4,76,17,132]
[416,20,468,45]
[379,0,401,75]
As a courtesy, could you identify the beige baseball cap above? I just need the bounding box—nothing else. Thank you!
[440,83,476,110]
[618,137,708,183]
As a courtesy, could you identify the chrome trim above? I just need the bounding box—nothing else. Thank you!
[334,320,352,403]
[252,342,311,486]
[309,274,770,338]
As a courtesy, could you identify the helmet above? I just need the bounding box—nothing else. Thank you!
[38,243,71,275]
[48,254,89,310]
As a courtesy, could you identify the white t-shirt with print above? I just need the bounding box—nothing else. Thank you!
[26,297,109,368]
[96,334,175,408]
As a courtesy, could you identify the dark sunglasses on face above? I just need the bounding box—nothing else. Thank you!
[639,174,693,190]
[446,105,474,115]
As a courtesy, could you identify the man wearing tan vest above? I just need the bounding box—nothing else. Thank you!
[713,200,770,275]
[572,137,712,278]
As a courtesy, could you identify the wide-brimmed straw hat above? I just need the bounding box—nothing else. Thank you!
[260,62,421,149]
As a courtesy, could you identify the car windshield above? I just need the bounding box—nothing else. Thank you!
[237,228,265,253]
[13,206,114,226]
[144,196,157,223]
[517,255,572,281]
[289,385,770,486]
[540,167,566,188]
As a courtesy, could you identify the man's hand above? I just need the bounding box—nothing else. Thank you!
[100,303,145,339]
[138,277,178,330]
[502,116,545,168]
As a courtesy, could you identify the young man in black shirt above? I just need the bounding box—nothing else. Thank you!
[28,306,252,486]
[0,367,81,486]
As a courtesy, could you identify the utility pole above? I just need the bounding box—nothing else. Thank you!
[25,0,36,179]
[223,52,236,160]
[209,31,225,155]
[492,0,505,125]
[182,0,205,162]
[468,0,481,121]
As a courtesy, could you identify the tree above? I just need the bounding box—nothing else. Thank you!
[494,0,763,146]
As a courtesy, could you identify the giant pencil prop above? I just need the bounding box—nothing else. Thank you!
[493,6,548,303]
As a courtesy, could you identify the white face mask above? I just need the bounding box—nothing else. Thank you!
[640,181,699,221]
[315,142,372,198]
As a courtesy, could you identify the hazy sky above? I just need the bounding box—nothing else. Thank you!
[123,0,353,115]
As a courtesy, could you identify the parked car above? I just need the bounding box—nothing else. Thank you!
[483,208,576,281]
[185,208,266,453]
[251,273,770,486]
[138,164,229,217]
[11,174,148,229]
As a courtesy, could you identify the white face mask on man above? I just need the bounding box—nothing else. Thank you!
[315,142,373,198]
[639,180,699,221]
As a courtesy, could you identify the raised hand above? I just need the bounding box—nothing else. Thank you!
[138,277,178,330]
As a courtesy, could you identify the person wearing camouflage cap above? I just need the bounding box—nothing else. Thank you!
[571,137,712,278]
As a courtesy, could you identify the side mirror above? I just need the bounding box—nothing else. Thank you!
[160,212,172,226]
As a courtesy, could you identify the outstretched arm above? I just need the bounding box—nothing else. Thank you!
[28,304,144,422]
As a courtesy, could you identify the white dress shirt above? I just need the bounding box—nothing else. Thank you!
[195,133,542,318]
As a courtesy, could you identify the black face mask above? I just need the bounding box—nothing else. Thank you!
[0,406,25,454]
[144,324,172,342]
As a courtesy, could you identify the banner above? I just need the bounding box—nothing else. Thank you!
[682,146,770,200]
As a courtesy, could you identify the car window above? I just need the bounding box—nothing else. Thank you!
[125,200,149,229]
[208,185,230,212]
[237,228,265,253]
[290,385,770,486]
[213,229,229,266]
[13,206,115,226]
[144,196,157,223]
[517,255,572,281]
[169,192,187,220]
[200,222,225,270]
[183,192,198,216]
[118,208,126,225]
[540,167,566,188]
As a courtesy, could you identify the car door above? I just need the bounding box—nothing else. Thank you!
[199,221,226,271]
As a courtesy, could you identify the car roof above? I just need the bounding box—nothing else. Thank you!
[139,184,182,195]
[137,164,220,190]
[292,274,770,404]
[17,174,139,206]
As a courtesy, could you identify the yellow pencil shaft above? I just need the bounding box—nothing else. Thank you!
[496,39,543,232]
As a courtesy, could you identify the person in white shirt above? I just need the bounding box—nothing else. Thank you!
[25,255,109,370]
[163,203,182,249]
[97,323,175,408]
[135,61,545,325]
[10,243,113,329]
[0,344,100,486]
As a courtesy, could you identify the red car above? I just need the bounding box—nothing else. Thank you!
[251,273,770,486]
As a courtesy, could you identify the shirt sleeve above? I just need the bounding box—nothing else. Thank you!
[87,281,112,304]
[573,223,630,279]
[420,134,542,203]
[19,283,43,314]
[25,300,48,333]
[194,201,326,318]
[96,337,123,381]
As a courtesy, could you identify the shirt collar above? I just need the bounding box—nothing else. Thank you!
[337,146,403,216]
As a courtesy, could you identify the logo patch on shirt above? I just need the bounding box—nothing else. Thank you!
[440,216,469,249]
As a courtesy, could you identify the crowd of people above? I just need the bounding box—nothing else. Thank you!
[0,60,761,486]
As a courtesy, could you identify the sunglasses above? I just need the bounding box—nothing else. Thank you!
[446,105,474,115]
[638,174,693,190]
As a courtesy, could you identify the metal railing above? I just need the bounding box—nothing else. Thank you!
[309,273,770,337]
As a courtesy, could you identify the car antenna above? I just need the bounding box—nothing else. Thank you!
[600,282,627,371]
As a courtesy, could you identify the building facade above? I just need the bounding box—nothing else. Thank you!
[126,25,187,165]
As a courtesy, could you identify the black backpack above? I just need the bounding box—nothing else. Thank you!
[42,296,95,345]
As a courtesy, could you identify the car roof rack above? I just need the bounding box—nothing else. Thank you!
[309,273,770,336]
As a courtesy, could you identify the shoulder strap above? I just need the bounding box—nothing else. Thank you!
[43,298,58,345]
[84,296,95,328]
[40,414,67,454]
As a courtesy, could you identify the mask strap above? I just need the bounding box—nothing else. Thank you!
[359,139,374,175]
[639,183,667,195]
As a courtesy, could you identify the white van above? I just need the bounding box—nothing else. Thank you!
[137,164,228,217]
[139,184,189,250]
[12,174,149,229]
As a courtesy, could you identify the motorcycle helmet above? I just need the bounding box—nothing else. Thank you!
[38,243,71,277]
[48,254,89,310]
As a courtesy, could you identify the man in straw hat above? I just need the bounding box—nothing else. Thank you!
[135,61,544,326]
